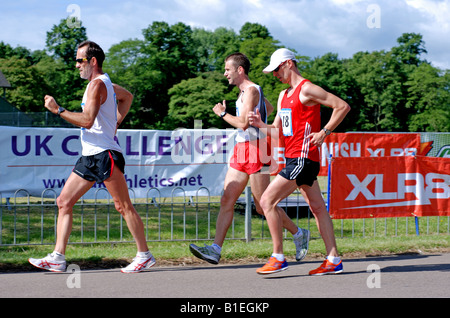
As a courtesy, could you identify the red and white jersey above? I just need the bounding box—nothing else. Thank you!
[235,84,267,143]
[278,79,320,161]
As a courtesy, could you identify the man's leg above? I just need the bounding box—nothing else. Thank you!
[256,175,298,274]
[213,168,249,247]
[104,168,148,253]
[250,172,310,261]
[259,175,298,255]
[189,167,249,264]
[250,173,298,235]
[300,181,338,257]
[28,172,94,272]
[301,181,343,275]
[55,172,95,254]
[104,168,156,273]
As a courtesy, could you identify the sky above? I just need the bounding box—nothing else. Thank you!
[1,0,449,70]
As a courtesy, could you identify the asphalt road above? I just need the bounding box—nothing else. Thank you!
[1,253,449,304]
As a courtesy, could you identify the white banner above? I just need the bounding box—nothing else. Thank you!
[0,126,237,199]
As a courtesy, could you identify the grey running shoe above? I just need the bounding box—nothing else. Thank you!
[294,228,310,261]
[189,244,221,264]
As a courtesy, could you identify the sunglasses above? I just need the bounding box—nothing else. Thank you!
[75,57,91,63]
[274,60,287,72]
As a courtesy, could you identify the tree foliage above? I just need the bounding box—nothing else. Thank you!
[0,18,448,132]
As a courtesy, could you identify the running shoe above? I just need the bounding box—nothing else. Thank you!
[309,259,344,276]
[294,228,310,262]
[121,253,156,273]
[29,253,67,272]
[256,257,288,275]
[189,244,221,264]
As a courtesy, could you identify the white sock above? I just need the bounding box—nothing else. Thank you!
[137,251,151,258]
[52,251,65,260]
[293,228,303,239]
[272,253,285,262]
[327,255,341,265]
[211,244,222,254]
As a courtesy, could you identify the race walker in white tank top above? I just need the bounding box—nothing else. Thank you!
[235,84,267,143]
[80,73,122,156]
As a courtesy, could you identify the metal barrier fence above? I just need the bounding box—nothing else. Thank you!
[1,187,449,247]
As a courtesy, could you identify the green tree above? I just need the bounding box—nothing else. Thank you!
[240,22,271,41]
[192,27,240,73]
[305,53,361,132]
[0,57,49,112]
[105,22,200,129]
[347,50,406,131]
[168,72,236,129]
[391,33,427,67]
[46,18,87,66]
[0,42,33,62]
[44,18,88,111]
[103,39,148,128]
[406,63,450,132]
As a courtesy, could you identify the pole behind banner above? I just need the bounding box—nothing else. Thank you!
[415,216,420,236]
[245,186,252,243]
[410,152,420,236]
[327,154,332,213]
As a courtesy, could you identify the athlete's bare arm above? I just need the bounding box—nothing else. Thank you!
[44,79,106,129]
[113,84,133,128]
[213,86,260,130]
[248,89,284,140]
[301,82,350,146]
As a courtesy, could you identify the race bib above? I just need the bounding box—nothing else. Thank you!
[279,109,293,137]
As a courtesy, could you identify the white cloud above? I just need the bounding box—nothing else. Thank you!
[406,0,449,27]
[0,0,448,69]
[404,0,450,69]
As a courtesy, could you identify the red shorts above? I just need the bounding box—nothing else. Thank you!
[230,139,271,175]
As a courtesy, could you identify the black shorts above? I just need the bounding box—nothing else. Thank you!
[73,150,125,183]
[278,157,320,187]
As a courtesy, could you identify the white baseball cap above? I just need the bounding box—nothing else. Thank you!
[263,48,299,73]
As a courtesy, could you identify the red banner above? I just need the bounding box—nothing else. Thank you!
[270,132,432,176]
[318,132,431,176]
[329,156,450,219]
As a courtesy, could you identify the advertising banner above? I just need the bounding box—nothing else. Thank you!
[272,132,430,176]
[0,126,237,199]
[329,156,450,219]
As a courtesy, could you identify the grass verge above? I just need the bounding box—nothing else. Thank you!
[1,234,449,272]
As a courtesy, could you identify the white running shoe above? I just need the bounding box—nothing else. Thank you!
[29,253,67,272]
[121,253,156,273]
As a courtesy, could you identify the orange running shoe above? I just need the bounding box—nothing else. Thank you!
[309,259,343,276]
[256,257,288,275]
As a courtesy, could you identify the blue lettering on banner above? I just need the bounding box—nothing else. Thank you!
[62,135,79,156]
[35,135,53,156]
[3,127,234,199]
[41,174,205,190]
[11,135,31,156]
[159,136,172,155]
[11,134,80,157]
[142,136,156,156]
[124,174,204,188]
[124,133,231,160]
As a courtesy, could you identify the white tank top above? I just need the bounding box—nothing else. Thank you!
[80,73,122,156]
[235,84,267,143]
